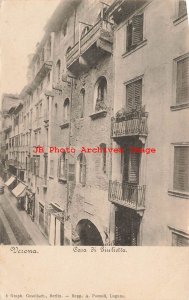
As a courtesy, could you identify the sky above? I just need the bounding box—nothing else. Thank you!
[0,0,60,105]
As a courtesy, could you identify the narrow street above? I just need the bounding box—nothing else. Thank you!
[0,186,49,245]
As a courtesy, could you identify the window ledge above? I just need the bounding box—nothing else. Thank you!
[60,122,69,129]
[89,110,107,120]
[170,102,189,111]
[173,14,188,26]
[122,39,147,58]
[49,176,54,179]
[168,190,189,199]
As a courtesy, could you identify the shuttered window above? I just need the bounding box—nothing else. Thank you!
[50,160,54,177]
[59,153,68,180]
[178,0,187,18]
[77,153,86,186]
[128,152,140,184]
[126,79,142,112]
[127,14,143,52]
[172,232,189,246]
[173,146,189,192]
[176,57,189,105]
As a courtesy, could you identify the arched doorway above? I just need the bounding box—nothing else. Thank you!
[76,219,103,246]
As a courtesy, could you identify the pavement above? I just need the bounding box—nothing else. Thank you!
[0,180,49,245]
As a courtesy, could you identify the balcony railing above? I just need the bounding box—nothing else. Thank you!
[109,180,145,211]
[112,110,148,138]
[66,20,113,73]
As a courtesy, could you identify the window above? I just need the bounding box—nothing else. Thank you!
[176,56,189,105]
[173,146,189,192]
[50,160,54,177]
[58,153,68,180]
[126,14,144,52]
[46,38,51,60]
[178,0,187,18]
[55,103,58,119]
[100,143,106,173]
[126,78,142,112]
[62,22,67,36]
[55,60,61,83]
[80,89,85,118]
[172,231,189,246]
[77,153,86,186]
[31,156,40,176]
[94,77,107,112]
[63,98,69,122]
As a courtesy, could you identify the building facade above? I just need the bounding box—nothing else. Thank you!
[0,0,189,246]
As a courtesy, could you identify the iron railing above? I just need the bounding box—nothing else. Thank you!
[109,180,145,210]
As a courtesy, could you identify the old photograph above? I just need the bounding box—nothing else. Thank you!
[0,0,189,247]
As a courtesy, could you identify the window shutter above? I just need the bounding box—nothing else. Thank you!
[134,79,142,109]
[176,57,189,105]
[128,153,139,183]
[126,83,134,112]
[127,22,133,52]
[132,14,143,46]
[64,158,68,178]
[173,146,189,192]
[172,233,189,246]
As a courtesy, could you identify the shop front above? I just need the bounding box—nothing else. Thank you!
[47,203,64,246]
[25,190,35,221]
[12,181,27,210]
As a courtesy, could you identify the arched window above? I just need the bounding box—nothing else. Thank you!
[100,143,106,173]
[94,76,107,112]
[59,153,67,180]
[80,88,85,118]
[55,60,61,83]
[76,153,86,186]
[63,98,70,122]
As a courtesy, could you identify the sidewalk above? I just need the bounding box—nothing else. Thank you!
[2,184,49,245]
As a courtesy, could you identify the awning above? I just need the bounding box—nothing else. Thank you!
[12,182,26,198]
[5,176,16,187]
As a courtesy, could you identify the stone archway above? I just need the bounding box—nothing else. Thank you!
[76,219,103,246]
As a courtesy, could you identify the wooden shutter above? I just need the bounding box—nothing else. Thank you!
[172,233,189,246]
[128,153,139,183]
[178,0,187,17]
[176,57,189,105]
[132,14,143,46]
[81,155,86,186]
[134,79,142,109]
[173,146,189,192]
[127,22,133,51]
[126,83,134,112]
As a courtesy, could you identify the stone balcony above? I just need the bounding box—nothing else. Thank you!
[66,19,113,75]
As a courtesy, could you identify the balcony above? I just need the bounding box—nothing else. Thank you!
[112,109,148,139]
[109,180,145,212]
[66,20,113,75]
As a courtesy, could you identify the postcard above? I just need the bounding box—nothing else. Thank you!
[0,0,189,299]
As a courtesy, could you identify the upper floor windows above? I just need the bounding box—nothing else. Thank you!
[58,153,68,181]
[80,89,85,118]
[63,98,70,123]
[173,146,189,193]
[100,143,106,174]
[76,153,86,186]
[94,76,107,112]
[55,59,61,84]
[176,55,189,106]
[126,78,142,112]
[126,13,144,53]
